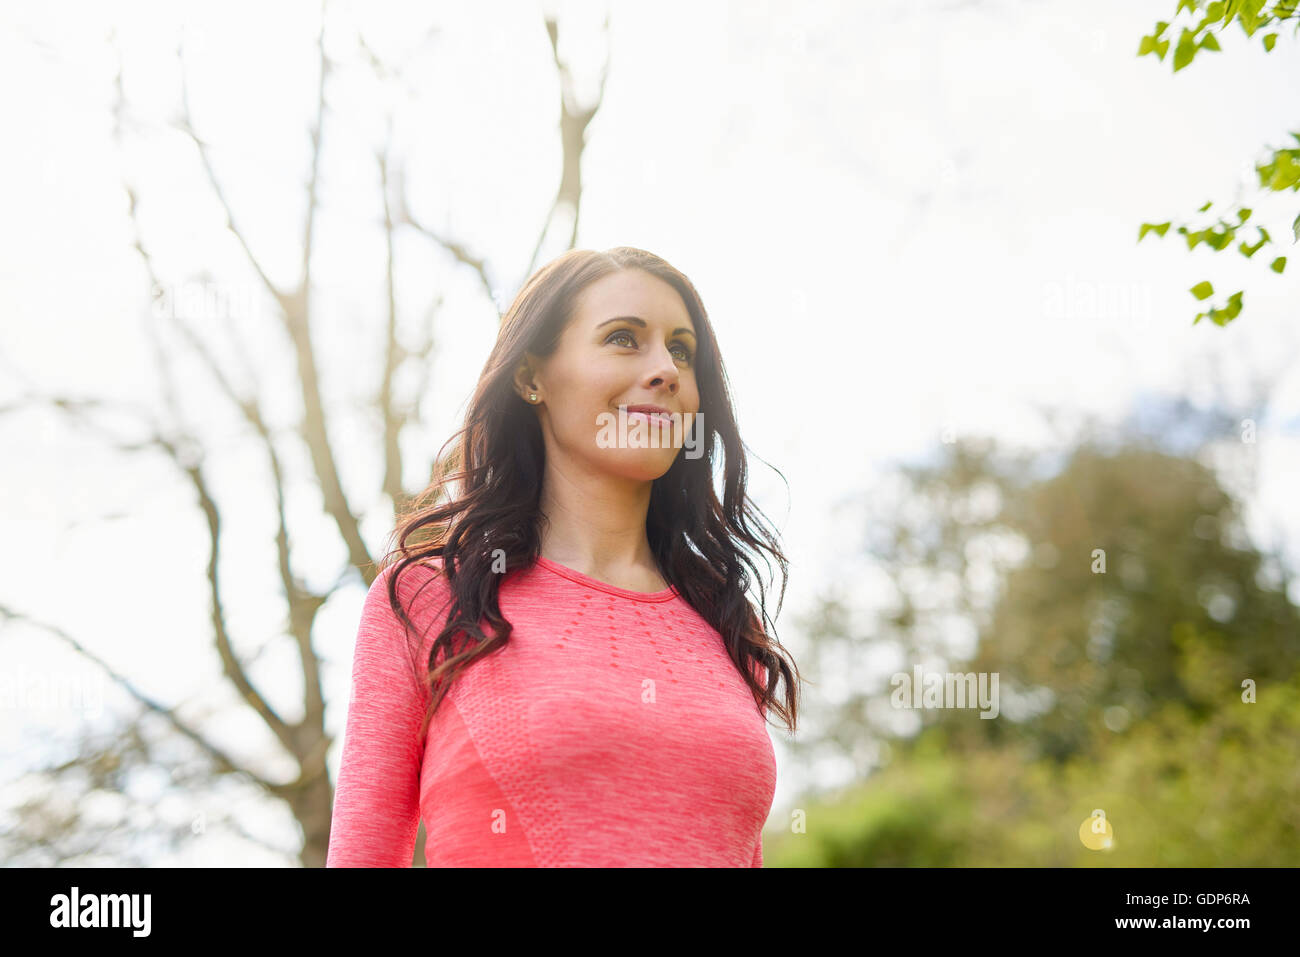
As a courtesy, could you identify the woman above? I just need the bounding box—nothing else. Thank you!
[325,246,801,867]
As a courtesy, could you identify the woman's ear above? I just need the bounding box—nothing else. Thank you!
[513,358,539,403]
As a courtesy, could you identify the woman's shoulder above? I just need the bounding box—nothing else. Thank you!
[367,556,454,614]
[373,552,447,579]
[358,558,458,676]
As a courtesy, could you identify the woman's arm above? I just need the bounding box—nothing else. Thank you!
[326,566,428,867]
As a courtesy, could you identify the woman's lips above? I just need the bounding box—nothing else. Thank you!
[625,410,673,426]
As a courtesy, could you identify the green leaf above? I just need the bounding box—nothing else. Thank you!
[1238,227,1269,256]
[1206,1,1225,20]
[1155,20,1170,38]
[1204,290,1245,328]
[1139,222,1172,241]
[1200,32,1222,51]
[1238,207,1252,222]
[1191,280,1215,300]
[1238,0,1262,35]
[1271,256,1287,273]
[1156,38,1171,59]
[1264,33,1278,51]
[1174,28,1197,70]
[1293,211,1300,243]
[1199,200,1214,212]
[1268,151,1300,190]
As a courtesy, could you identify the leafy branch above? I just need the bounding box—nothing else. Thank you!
[1135,1,1300,325]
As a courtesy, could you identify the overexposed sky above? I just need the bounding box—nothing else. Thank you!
[3,0,1299,863]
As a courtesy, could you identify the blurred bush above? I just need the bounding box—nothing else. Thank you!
[767,626,1300,866]
[775,424,1300,867]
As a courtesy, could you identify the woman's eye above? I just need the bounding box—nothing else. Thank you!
[607,330,693,363]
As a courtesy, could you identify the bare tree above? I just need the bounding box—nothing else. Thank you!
[0,2,609,867]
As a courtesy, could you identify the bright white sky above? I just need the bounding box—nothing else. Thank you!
[2,0,1299,864]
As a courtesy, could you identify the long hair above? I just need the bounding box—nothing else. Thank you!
[378,246,801,739]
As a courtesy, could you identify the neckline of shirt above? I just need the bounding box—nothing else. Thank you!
[533,555,679,603]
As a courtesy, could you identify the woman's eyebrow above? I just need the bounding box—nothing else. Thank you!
[596,315,696,339]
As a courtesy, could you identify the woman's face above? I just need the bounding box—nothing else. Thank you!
[518,268,701,482]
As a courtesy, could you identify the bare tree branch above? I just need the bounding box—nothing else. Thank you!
[3,391,306,750]
[172,8,374,582]
[110,32,337,792]
[174,49,290,311]
[396,190,498,304]
[0,602,282,793]
[526,13,610,278]
[378,133,410,513]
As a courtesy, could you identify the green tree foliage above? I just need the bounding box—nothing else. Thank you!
[768,654,1300,866]
[780,436,1037,775]
[1136,1,1300,325]
[959,444,1300,761]
[778,423,1300,866]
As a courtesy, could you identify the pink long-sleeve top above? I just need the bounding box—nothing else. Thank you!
[325,554,777,867]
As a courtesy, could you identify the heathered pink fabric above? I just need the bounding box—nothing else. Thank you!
[325,554,777,867]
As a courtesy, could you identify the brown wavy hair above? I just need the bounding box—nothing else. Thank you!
[377,246,801,739]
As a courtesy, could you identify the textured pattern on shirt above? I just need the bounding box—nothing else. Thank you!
[325,555,776,867]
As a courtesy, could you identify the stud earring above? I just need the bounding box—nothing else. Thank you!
[529,393,538,403]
